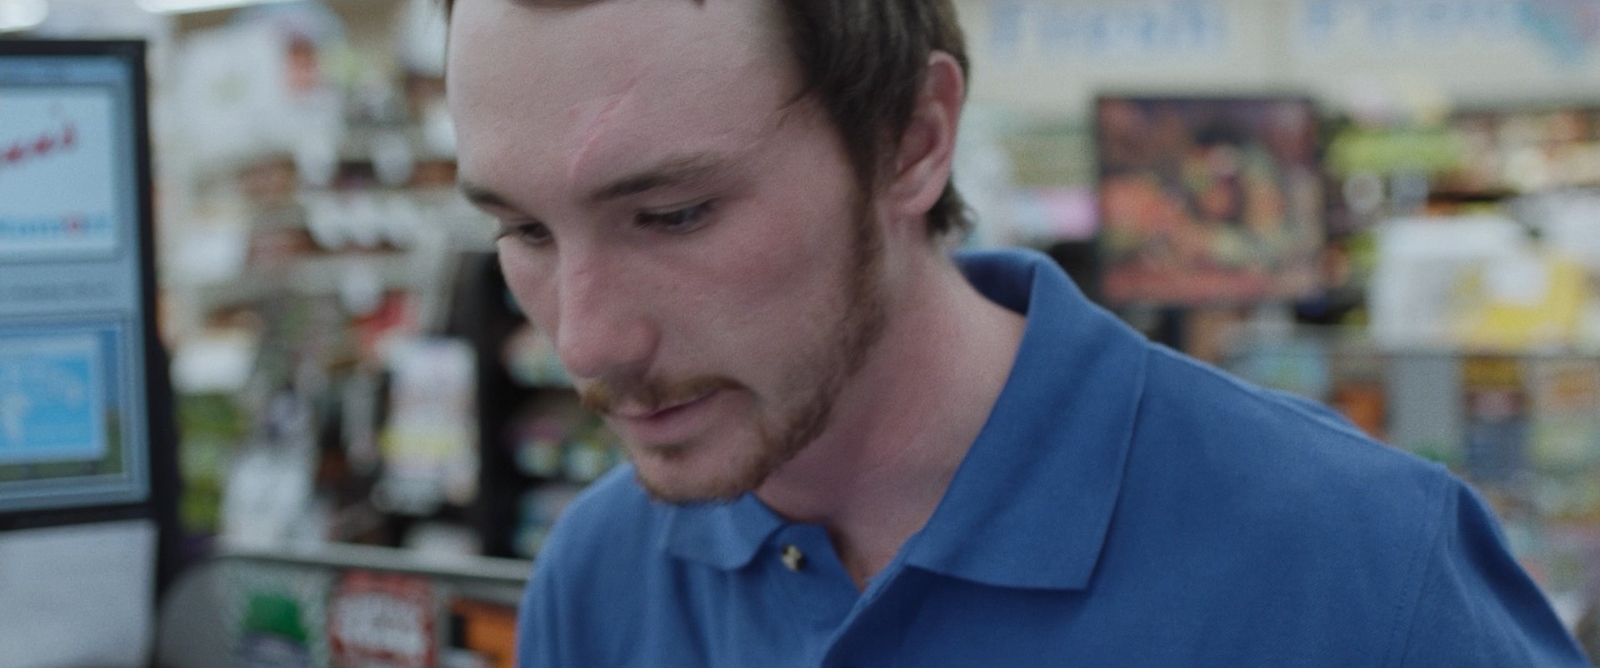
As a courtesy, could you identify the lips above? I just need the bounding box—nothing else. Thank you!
[612,391,714,420]
[607,389,725,445]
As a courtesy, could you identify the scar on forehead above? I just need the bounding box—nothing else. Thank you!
[569,79,640,182]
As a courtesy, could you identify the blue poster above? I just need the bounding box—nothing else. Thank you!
[0,333,107,463]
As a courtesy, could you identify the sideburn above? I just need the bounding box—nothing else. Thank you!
[751,194,889,468]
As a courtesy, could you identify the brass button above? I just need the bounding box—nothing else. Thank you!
[781,544,806,572]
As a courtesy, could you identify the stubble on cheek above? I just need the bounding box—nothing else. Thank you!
[604,198,889,506]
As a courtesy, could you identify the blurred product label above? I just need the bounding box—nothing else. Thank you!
[1462,356,1530,486]
[328,570,435,668]
[379,337,479,514]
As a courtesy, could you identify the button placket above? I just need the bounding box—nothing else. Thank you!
[765,525,859,633]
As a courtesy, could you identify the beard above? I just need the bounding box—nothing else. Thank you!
[579,200,888,504]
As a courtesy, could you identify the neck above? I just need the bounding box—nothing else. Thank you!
[755,250,1026,589]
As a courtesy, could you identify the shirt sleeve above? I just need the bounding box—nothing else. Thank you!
[1395,479,1593,667]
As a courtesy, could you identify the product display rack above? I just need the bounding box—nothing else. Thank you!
[447,253,622,559]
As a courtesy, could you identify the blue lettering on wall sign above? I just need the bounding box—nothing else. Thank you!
[989,2,1029,59]
[988,1,1228,62]
[1519,0,1600,65]
[1297,0,1598,67]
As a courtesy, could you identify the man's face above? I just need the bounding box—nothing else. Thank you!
[448,0,887,503]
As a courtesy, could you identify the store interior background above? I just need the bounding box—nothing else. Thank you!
[6,0,1600,665]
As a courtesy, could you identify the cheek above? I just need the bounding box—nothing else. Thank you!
[704,170,861,329]
[682,212,852,352]
[709,164,858,296]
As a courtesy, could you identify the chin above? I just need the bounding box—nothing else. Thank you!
[634,469,758,505]
[630,443,769,505]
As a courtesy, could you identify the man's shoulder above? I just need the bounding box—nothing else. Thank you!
[1130,345,1458,532]
[1094,346,1477,638]
[1146,344,1443,463]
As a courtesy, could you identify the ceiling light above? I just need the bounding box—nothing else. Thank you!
[135,0,297,15]
[0,0,48,32]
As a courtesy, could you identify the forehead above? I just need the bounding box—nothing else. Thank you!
[446,0,798,203]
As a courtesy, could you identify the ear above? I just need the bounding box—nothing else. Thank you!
[884,51,965,230]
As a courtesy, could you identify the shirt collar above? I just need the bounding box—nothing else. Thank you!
[900,248,1147,590]
[661,493,783,570]
[661,249,1147,589]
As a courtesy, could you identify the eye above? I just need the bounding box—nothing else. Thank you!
[497,220,553,247]
[636,200,714,234]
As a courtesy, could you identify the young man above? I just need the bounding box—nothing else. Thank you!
[445,1,1591,666]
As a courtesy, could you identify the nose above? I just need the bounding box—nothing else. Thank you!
[547,252,657,382]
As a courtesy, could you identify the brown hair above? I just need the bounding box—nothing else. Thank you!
[444,0,972,238]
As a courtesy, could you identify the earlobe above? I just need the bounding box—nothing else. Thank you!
[887,52,965,226]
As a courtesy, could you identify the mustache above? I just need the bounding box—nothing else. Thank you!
[580,375,742,415]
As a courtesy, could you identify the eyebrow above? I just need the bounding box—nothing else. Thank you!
[584,153,729,203]
[458,152,732,214]
[459,181,517,212]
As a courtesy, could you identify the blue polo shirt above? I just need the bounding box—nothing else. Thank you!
[517,249,1590,668]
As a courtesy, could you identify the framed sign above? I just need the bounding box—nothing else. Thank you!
[1097,96,1325,305]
